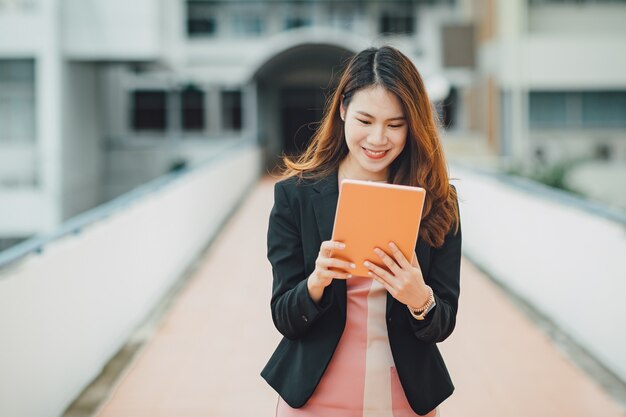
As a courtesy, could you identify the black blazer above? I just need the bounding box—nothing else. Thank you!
[261,170,462,415]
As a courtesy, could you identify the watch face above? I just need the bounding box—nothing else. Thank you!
[425,301,436,315]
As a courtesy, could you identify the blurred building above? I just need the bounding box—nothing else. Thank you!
[472,0,626,168]
[3,0,625,249]
[0,0,475,249]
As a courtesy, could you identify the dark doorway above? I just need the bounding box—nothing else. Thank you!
[253,43,353,171]
[281,87,327,157]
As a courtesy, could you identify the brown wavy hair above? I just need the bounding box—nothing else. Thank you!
[277,45,459,248]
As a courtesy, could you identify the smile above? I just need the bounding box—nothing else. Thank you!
[362,147,389,160]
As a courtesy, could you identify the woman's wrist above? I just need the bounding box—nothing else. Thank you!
[408,285,433,311]
[307,273,330,304]
[408,286,435,320]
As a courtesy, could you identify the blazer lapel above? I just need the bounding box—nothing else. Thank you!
[311,170,348,319]
[311,171,339,244]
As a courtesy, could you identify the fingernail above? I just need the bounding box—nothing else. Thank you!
[389,242,395,248]
[350,263,356,269]
[338,243,346,249]
[347,274,352,278]
[364,261,370,267]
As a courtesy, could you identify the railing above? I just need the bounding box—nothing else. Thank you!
[0,138,261,417]
[0,139,254,274]
[451,161,626,386]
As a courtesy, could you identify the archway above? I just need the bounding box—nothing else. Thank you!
[253,43,354,173]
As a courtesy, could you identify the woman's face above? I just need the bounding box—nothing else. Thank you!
[339,85,408,181]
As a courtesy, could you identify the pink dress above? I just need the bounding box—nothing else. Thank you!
[276,275,439,417]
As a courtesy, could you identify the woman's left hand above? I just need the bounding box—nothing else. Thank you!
[364,241,431,309]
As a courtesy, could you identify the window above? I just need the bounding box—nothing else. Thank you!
[285,16,312,30]
[329,6,354,31]
[379,12,415,36]
[441,24,475,68]
[581,92,626,128]
[529,91,626,129]
[187,1,218,37]
[232,13,264,36]
[132,90,167,131]
[221,90,242,131]
[181,86,205,131]
[284,4,313,31]
[0,59,36,143]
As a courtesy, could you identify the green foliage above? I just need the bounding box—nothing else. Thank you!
[504,157,588,197]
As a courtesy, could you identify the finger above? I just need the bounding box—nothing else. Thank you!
[319,258,356,272]
[318,269,352,280]
[363,259,395,283]
[368,270,397,296]
[320,240,345,257]
[373,247,402,275]
[387,242,412,270]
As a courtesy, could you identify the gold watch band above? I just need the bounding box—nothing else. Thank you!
[408,286,435,320]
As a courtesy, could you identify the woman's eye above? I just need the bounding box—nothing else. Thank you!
[389,124,404,128]
[357,119,371,125]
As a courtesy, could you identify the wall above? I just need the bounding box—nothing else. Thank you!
[104,139,244,201]
[0,143,38,186]
[0,187,48,235]
[0,143,261,417]
[62,0,161,60]
[528,4,626,34]
[452,163,626,384]
[61,62,104,219]
[490,2,626,90]
[0,0,65,233]
[522,36,626,89]
[529,131,626,163]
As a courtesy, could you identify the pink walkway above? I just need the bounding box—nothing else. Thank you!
[88,177,625,417]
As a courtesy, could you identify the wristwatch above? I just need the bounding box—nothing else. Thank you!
[408,286,436,321]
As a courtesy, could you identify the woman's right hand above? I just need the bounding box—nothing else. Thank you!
[307,241,356,304]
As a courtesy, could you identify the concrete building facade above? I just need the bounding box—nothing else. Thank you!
[472,0,626,168]
[1,0,476,250]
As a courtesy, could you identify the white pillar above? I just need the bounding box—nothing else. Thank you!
[167,89,180,140]
[498,0,529,166]
[38,0,63,231]
[243,80,258,142]
[208,86,221,135]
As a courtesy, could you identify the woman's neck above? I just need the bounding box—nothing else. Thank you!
[338,158,388,183]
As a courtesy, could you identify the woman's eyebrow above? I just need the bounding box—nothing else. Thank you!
[356,111,406,121]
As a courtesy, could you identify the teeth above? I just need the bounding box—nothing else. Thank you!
[364,148,387,156]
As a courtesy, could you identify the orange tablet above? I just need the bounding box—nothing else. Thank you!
[330,179,426,277]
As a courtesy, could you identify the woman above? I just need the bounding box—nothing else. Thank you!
[261,45,462,417]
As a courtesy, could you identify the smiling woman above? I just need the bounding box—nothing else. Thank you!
[338,85,408,181]
[261,45,462,417]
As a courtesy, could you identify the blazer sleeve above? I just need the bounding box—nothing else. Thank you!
[407,187,462,344]
[267,181,334,340]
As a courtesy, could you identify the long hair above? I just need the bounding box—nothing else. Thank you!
[278,45,459,248]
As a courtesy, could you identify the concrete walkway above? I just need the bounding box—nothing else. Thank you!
[86,177,625,417]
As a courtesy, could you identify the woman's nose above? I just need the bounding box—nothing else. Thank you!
[368,125,388,145]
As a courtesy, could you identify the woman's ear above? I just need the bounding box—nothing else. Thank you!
[339,97,346,121]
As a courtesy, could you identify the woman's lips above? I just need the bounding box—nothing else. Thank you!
[362,147,389,160]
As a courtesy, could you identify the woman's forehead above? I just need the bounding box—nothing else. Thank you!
[349,86,404,118]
